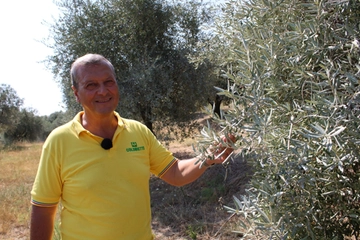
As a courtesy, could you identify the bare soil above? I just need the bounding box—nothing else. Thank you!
[150,141,253,239]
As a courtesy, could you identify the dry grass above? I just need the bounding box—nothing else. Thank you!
[0,139,252,240]
[0,142,42,240]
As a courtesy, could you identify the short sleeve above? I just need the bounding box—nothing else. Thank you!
[31,135,62,206]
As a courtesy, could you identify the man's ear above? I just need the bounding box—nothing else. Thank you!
[71,85,80,102]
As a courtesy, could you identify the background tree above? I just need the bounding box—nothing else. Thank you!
[4,108,44,144]
[40,111,72,139]
[194,0,360,238]
[45,0,216,137]
[0,84,23,131]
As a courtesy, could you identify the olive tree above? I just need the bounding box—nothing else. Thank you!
[193,0,360,238]
[4,108,44,143]
[0,84,23,131]
[45,0,215,137]
[0,84,49,145]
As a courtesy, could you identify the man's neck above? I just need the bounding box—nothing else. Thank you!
[81,112,118,139]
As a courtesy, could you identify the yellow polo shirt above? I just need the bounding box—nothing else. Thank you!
[31,112,176,240]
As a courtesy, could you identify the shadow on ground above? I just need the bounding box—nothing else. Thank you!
[150,151,253,239]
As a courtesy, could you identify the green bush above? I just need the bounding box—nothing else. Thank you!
[194,0,360,239]
[4,109,44,144]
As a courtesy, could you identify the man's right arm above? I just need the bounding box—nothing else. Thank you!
[30,205,57,240]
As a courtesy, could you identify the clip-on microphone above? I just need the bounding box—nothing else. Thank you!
[101,138,113,150]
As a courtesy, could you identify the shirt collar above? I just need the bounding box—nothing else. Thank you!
[72,111,126,136]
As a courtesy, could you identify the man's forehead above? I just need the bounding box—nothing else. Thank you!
[78,64,115,79]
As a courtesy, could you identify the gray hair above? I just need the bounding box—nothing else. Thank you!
[70,54,115,89]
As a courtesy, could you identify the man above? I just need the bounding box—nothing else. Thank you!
[30,53,233,240]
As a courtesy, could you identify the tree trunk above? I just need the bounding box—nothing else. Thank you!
[208,95,223,118]
[139,105,155,135]
[213,95,223,118]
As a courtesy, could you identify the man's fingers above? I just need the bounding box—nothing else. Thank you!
[214,146,234,161]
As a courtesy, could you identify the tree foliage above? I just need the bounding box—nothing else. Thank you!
[194,0,360,238]
[41,111,72,139]
[2,109,71,146]
[4,109,43,143]
[0,84,71,146]
[0,84,23,131]
[45,0,216,137]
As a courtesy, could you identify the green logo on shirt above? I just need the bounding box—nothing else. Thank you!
[126,142,145,152]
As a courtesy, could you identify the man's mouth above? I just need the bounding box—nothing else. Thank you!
[96,98,112,103]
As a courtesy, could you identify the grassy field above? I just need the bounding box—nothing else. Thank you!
[0,142,42,239]
[0,141,251,240]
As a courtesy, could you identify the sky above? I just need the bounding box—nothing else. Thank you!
[0,0,64,116]
[0,0,224,116]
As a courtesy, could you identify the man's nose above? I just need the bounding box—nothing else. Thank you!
[98,84,108,95]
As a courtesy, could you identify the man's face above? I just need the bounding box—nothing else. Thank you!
[72,62,120,117]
